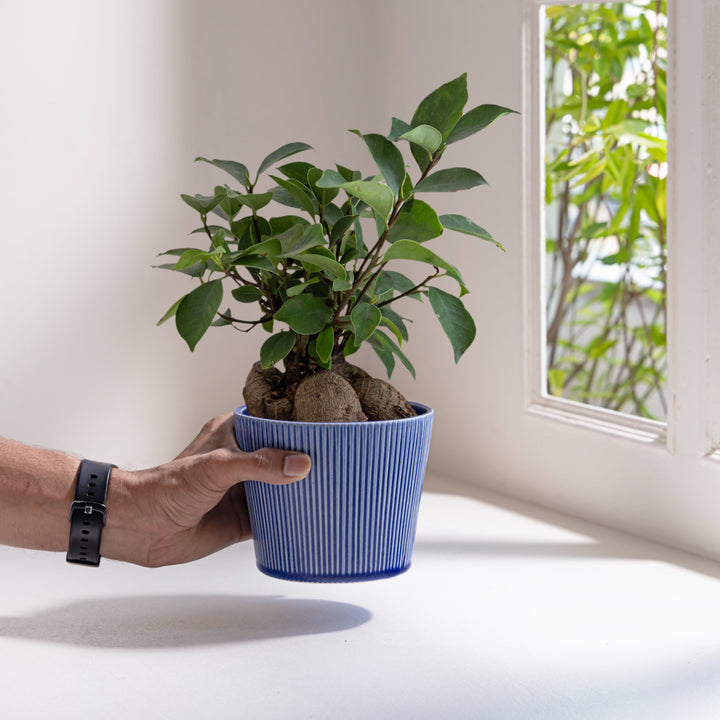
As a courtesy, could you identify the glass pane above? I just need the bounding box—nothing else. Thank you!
[543,1,668,421]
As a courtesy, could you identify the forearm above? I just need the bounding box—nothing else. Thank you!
[0,437,81,552]
[0,437,143,561]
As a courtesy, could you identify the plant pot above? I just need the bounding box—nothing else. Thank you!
[233,402,433,583]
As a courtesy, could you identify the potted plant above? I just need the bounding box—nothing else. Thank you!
[156,73,514,582]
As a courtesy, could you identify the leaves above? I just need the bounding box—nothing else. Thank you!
[411,73,468,140]
[446,105,518,144]
[382,239,467,293]
[260,331,296,369]
[162,74,513,367]
[274,295,334,335]
[232,286,263,303]
[351,302,382,344]
[195,157,250,187]
[315,325,335,364]
[356,132,406,196]
[180,193,221,215]
[387,199,443,244]
[399,125,443,155]
[439,214,502,249]
[175,280,223,351]
[427,287,476,363]
[341,179,395,220]
[236,191,274,212]
[257,142,313,178]
[414,168,487,193]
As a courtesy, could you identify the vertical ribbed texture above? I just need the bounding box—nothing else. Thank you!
[234,403,433,583]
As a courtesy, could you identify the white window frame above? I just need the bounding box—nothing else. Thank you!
[524,0,718,450]
[515,0,720,559]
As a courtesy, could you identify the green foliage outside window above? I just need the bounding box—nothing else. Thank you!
[544,1,667,420]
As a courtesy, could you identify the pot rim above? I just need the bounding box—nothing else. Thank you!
[234,401,432,426]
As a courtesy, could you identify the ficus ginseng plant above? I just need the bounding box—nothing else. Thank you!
[156,73,516,422]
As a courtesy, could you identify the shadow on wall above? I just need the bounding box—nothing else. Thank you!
[0,594,372,649]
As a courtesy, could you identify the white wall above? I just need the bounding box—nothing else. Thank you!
[0,0,519,479]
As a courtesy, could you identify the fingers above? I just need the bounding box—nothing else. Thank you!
[175,413,237,460]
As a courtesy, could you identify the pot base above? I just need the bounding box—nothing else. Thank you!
[256,562,411,584]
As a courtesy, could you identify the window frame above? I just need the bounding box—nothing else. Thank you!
[523,0,719,456]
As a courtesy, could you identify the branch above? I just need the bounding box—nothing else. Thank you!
[376,269,442,308]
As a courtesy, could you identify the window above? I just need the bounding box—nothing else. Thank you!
[502,0,720,560]
[543,2,668,421]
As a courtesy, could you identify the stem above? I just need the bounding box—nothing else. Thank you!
[376,269,442,308]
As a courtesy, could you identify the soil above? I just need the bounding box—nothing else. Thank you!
[242,356,416,422]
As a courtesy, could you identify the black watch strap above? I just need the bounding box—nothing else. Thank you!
[66,459,116,567]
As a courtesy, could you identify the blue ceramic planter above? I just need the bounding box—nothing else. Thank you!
[234,403,433,583]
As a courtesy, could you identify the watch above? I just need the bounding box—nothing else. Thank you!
[66,459,116,566]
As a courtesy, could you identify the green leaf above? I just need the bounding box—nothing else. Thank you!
[387,199,443,243]
[446,104,518,144]
[270,175,317,217]
[260,331,296,369]
[315,169,348,188]
[381,305,410,341]
[269,215,310,235]
[358,133,406,196]
[173,249,210,272]
[195,157,250,187]
[236,190,274,212]
[377,270,422,300]
[382,239,467,293]
[350,302,382,344]
[332,277,353,292]
[240,238,282,262]
[175,279,223,351]
[211,307,232,327]
[157,298,182,326]
[427,287,476,363]
[294,250,346,279]
[368,334,395,377]
[276,223,324,257]
[257,142,313,178]
[439,214,503,249]
[388,117,412,142]
[229,254,279,274]
[399,125,443,154]
[315,325,335,364]
[274,295,334,334]
[231,286,263,303]
[411,73,468,140]
[278,161,316,183]
[341,179,394,220]
[308,167,339,206]
[329,214,357,245]
[414,168,487,193]
[180,193,222,215]
[371,330,416,379]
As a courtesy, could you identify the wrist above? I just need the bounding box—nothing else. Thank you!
[100,467,150,565]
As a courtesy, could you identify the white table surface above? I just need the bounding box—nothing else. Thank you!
[2,485,720,720]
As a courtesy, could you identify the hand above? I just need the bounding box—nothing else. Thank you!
[102,413,311,567]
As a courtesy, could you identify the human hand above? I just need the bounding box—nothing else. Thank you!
[102,413,311,567]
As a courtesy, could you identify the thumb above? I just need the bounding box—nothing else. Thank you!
[191,446,312,494]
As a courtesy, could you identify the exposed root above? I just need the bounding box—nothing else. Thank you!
[293,370,367,422]
[351,377,416,421]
